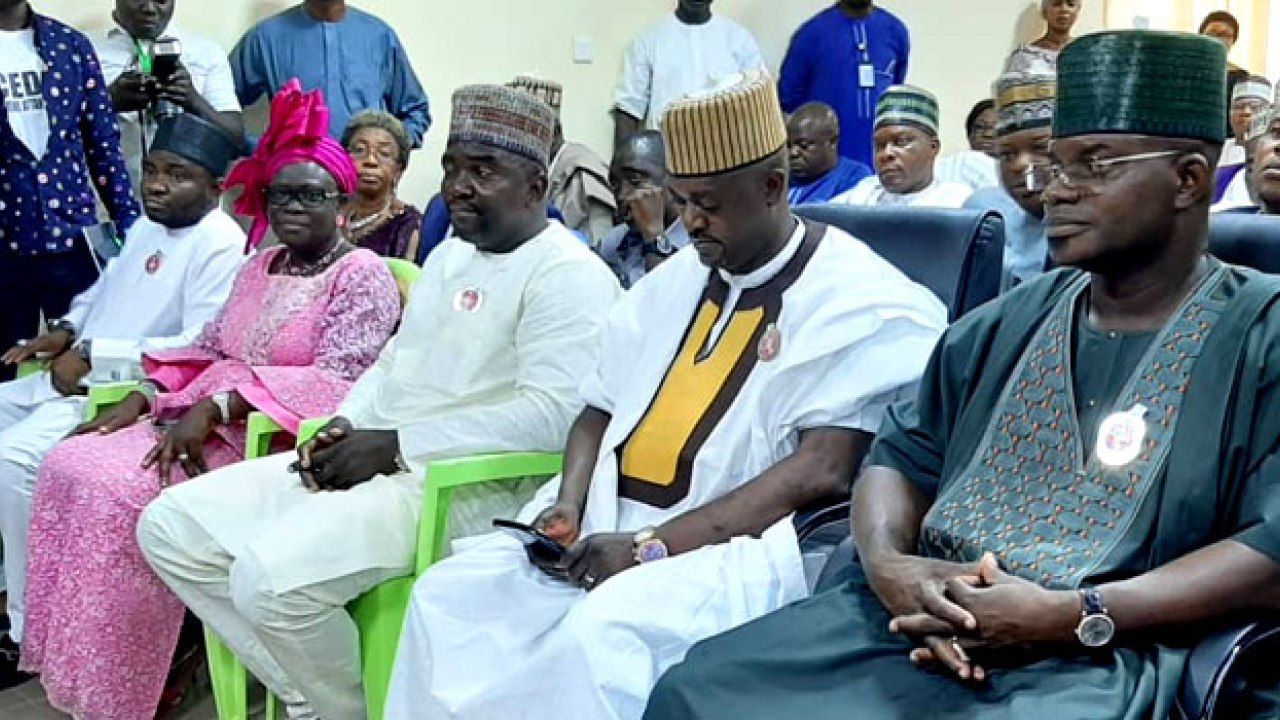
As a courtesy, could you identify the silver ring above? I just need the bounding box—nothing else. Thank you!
[950,636,969,662]
[584,574,597,587]
[16,339,27,346]
[178,453,190,461]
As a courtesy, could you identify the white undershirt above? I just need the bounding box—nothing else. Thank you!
[0,28,49,158]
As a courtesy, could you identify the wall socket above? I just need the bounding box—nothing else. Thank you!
[573,35,594,64]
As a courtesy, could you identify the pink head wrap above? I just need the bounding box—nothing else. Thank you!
[224,79,359,249]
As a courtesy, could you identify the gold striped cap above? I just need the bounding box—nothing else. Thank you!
[661,70,787,178]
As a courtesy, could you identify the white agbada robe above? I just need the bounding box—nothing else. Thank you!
[138,222,621,720]
[385,221,949,720]
[0,208,243,641]
[833,175,974,209]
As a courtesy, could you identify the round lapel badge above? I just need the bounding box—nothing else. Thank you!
[453,287,484,313]
[758,324,782,362]
[1095,404,1148,468]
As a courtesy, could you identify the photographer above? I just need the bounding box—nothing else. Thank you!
[94,0,243,195]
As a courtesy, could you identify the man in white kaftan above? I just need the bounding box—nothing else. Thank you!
[385,72,947,720]
[832,84,973,210]
[0,113,243,653]
[834,174,973,208]
[138,85,620,720]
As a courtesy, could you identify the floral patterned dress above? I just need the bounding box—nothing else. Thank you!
[19,246,399,720]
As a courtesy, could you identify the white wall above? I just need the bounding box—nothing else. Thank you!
[31,0,1104,204]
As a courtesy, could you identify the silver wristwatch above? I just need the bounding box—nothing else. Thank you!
[210,391,232,425]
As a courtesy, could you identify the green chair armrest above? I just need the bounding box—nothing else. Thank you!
[16,359,43,379]
[415,451,563,575]
[244,412,284,460]
[244,412,333,460]
[85,381,142,421]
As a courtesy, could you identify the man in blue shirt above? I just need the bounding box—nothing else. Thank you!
[780,0,910,167]
[230,0,431,146]
[0,0,140,383]
[786,102,872,205]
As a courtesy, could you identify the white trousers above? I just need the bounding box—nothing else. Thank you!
[138,453,409,720]
[0,372,84,642]
[385,523,808,720]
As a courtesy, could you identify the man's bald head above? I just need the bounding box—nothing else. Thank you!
[787,102,841,183]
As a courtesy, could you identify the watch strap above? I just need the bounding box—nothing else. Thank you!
[1079,587,1107,616]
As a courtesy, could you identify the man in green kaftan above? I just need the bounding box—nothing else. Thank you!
[643,30,1280,720]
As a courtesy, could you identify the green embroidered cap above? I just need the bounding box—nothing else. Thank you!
[874,85,939,136]
[1055,30,1227,142]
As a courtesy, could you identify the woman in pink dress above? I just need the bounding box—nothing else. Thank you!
[18,80,400,720]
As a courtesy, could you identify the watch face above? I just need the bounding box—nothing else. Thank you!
[656,235,674,254]
[637,539,669,563]
[1076,614,1116,648]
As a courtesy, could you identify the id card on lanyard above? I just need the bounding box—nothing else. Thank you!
[853,22,875,89]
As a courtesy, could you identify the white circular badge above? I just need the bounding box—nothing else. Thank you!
[1095,405,1148,468]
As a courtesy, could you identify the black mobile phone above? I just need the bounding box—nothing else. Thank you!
[493,518,565,564]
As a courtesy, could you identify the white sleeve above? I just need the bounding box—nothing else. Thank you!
[396,259,621,465]
[613,33,652,120]
[62,274,106,331]
[195,40,243,113]
[736,28,767,72]
[334,334,398,425]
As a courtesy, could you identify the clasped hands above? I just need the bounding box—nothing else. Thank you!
[869,551,1080,683]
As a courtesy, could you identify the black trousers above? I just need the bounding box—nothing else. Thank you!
[0,247,100,381]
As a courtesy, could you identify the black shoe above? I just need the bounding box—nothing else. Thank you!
[0,633,34,691]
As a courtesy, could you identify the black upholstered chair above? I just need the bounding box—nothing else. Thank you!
[805,211,1280,718]
[793,205,1006,321]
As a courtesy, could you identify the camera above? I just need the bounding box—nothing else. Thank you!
[149,37,183,120]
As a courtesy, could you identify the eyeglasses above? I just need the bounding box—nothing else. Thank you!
[349,145,400,165]
[1047,150,1181,188]
[263,187,343,209]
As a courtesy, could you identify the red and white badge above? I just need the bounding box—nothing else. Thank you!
[1096,404,1148,467]
[453,287,484,313]
[758,323,782,362]
[145,250,164,275]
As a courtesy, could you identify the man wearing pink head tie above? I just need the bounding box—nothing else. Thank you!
[17,79,401,719]
[139,83,621,720]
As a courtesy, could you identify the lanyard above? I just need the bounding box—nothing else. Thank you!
[133,38,153,74]
[851,21,871,65]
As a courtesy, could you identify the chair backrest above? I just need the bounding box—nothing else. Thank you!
[384,257,422,309]
[793,204,1006,321]
[1209,213,1280,273]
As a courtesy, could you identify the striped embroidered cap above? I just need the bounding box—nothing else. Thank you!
[875,85,940,135]
[661,70,788,177]
[1055,31,1227,142]
[509,75,564,113]
[448,84,557,169]
[1232,77,1272,104]
[994,71,1057,137]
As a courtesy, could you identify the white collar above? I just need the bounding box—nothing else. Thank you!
[715,218,805,290]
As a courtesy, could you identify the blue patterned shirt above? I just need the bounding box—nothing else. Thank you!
[0,12,139,256]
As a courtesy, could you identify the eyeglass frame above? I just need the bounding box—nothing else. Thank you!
[1046,149,1183,189]
[262,187,345,210]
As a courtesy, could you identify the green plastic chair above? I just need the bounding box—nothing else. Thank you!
[204,411,562,720]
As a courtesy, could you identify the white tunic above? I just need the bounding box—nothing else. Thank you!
[386,222,948,720]
[64,209,246,376]
[613,15,765,129]
[164,222,622,592]
[833,175,974,209]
